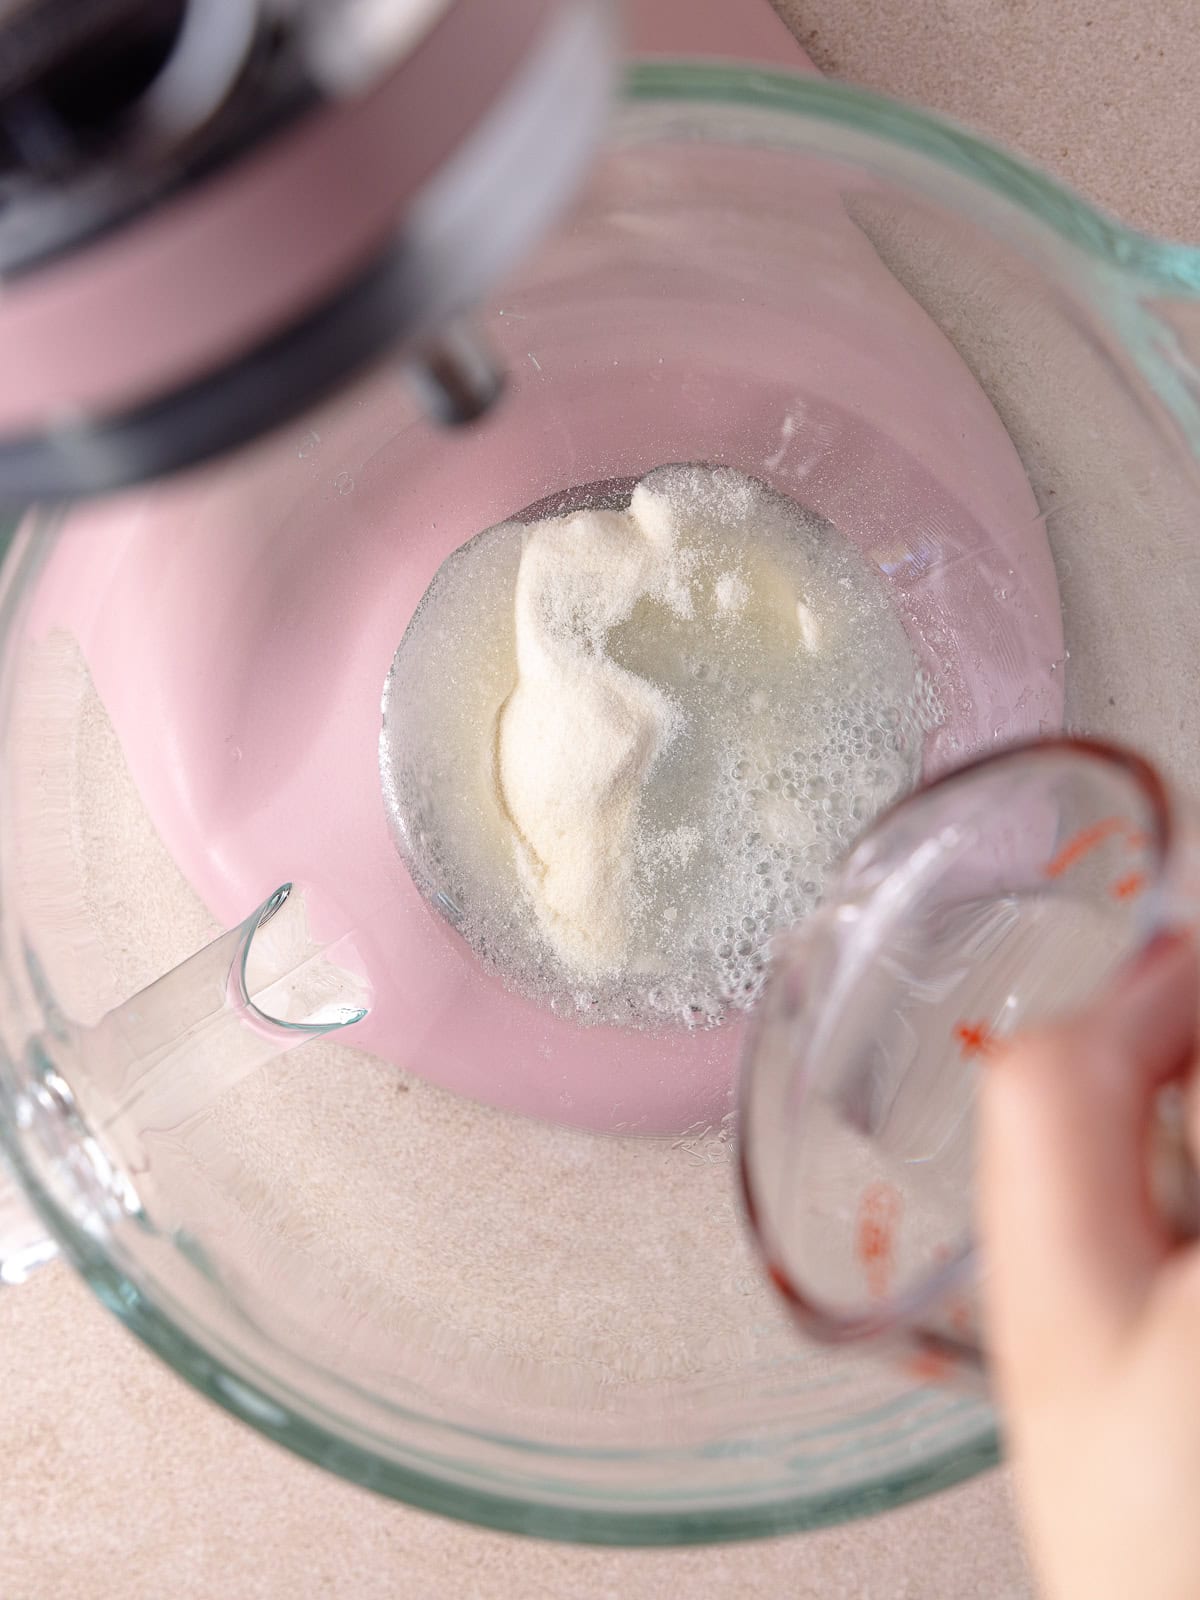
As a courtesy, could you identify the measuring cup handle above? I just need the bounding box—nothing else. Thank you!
[0,1159,57,1286]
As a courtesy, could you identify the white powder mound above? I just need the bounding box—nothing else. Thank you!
[382,464,942,1029]
[496,508,684,978]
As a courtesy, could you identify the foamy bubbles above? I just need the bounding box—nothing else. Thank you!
[381,465,941,1030]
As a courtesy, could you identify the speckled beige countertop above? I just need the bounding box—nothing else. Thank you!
[3,3,1196,1596]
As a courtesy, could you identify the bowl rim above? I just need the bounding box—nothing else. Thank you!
[629,59,1200,297]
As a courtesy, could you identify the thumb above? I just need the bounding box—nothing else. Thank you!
[979,932,1198,1389]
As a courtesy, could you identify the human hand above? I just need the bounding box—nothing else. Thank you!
[980,932,1200,1600]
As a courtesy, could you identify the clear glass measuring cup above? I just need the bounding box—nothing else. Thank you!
[5,63,1200,1544]
[740,738,1200,1386]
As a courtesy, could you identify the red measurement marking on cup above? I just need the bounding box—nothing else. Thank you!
[1111,871,1147,902]
[856,1181,902,1300]
[1043,816,1135,879]
[905,1349,954,1385]
[954,1020,1000,1060]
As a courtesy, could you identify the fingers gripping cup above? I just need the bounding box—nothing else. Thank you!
[740,739,1200,1385]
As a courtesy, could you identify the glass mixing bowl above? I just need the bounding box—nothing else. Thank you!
[3,62,1200,1545]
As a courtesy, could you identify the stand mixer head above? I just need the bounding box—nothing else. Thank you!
[0,0,615,497]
